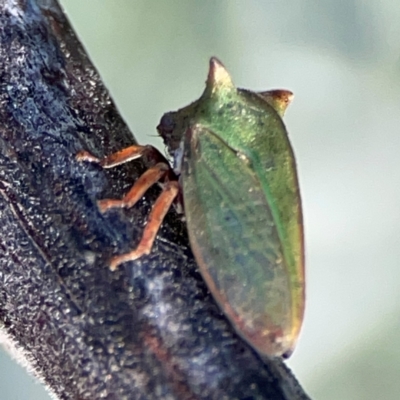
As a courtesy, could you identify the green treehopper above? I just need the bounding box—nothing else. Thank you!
[77,58,305,359]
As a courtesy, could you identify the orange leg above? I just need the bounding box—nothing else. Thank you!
[109,181,180,271]
[98,162,170,212]
[76,145,153,168]
[77,145,180,270]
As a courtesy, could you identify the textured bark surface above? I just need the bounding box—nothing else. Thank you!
[0,0,310,399]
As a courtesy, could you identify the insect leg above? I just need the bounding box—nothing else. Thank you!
[76,145,153,168]
[77,145,180,270]
[98,162,170,212]
[109,180,180,271]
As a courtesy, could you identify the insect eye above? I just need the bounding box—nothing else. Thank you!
[157,113,176,137]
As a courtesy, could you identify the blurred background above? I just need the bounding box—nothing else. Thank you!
[1,0,400,398]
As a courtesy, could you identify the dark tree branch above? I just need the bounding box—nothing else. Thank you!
[0,1,311,399]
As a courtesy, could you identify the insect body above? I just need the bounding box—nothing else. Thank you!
[78,58,305,358]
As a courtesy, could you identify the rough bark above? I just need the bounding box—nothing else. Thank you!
[0,0,311,399]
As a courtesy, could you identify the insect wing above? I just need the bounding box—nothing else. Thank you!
[181,124,295,356]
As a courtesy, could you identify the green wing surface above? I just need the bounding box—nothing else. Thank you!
[182,124,294,356]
